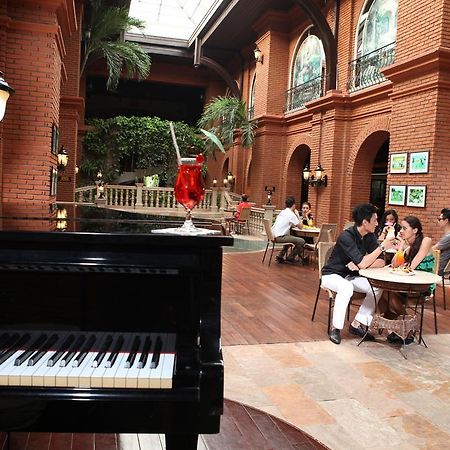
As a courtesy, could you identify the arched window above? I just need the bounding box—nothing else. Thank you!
[349,0,397,91]
[286,33,325,112]
[357,0,398,57]
[248,74,256,120]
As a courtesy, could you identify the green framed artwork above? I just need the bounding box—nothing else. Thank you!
[389,152,407,174]
[409,151,429,174]
[406,185,426,208]
[388,185,406,206]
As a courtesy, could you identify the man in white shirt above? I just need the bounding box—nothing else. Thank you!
[432,208,450,275]
[271,196,305,263]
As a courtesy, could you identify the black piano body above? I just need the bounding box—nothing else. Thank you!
[0,207,232,449]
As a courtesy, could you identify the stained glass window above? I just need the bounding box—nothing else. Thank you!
[358,0,397,57]
[292,35,325,88]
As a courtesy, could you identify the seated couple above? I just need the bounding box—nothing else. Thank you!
[271,196,306,263]
[324,204,435,345]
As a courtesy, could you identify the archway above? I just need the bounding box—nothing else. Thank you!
[350,130,390,212]
[286,144,311,205]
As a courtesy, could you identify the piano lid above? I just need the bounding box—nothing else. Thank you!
[0,203,233,247]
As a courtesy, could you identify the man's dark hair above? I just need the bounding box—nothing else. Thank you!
[352,203,378,226]
[285,196,296,208]
[441,208,450,220]
[241,194,248,202]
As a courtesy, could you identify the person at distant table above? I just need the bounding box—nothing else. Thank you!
[376,209,401,240]
[432,208,450,275]
[271,196,305,264]
[299,201,314,226]
[234,194,251,220]
[321,203,396,345]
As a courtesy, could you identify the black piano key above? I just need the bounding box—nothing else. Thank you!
[60,334,86,367]
[0,333,11,350]
[150,336,163,369]
[47,334,75,367]
[28,333,59,366]
[137,336,152,369]
[124,335,141,368]
[105,335,124,368]
[14,333,47,366]
[92,334,113,368]
[0,333,31,366]
[73,334,96,367]
[0,333,21,356]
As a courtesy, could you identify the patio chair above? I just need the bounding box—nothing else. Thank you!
[441,258,449,311]
[311,241,365,333]
[261,219,295,266]
[343,221,354,230]
[229,207,251,235]
[303,223,337,267]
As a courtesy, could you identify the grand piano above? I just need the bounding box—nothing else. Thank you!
[0,204,232,449]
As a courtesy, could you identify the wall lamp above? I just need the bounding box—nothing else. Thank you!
[254,46,263,64]
[57,145,69,171]
[303,163,328,187]
[0,71,15,122]
[227,171,235,186]
[212,177,217,187]
[265,185,275,205]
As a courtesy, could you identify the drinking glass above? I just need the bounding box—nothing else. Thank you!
[173,157,205,233]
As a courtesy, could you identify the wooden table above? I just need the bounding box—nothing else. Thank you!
[291,226,320,239]
[359,267,440,345]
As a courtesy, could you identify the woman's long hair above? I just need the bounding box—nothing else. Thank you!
[403,215,424,263]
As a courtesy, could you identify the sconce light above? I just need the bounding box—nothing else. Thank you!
[303,163,328,187]
[213,177,217,187]
[97,170,103,180]
[56,207,68,231]
[223,178,228,187]
[264,185,275,205]
[75,165,79,175]
[254,46,263,64]
[57,145,69,171]
[0,71,14,122]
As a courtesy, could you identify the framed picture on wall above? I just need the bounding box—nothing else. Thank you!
[409,151,429,173]
[388,185,406,206]
[51,123,59,155]
[406,185,426,207]
[389,152,407,174]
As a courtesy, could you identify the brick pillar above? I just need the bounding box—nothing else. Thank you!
[58,1,84,202]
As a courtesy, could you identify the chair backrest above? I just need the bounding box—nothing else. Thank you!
[444,258,450,275]
[320,223,337,241]
[263,218,275,242]
[433,249,441,275]
[318,241,335,275]
[343,221,354,230]
[237,207,251,222]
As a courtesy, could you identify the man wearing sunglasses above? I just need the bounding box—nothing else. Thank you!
[433,208,450,275]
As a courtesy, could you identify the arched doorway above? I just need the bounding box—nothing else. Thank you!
[287,144,311,205]
[370,138,389,216]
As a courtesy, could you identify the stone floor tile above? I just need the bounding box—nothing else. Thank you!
[262,343,311,368]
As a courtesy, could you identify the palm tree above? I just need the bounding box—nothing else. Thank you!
[81,0,151,91]
[198,95,256,154]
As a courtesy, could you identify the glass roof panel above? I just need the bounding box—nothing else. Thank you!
[128,0,222,40]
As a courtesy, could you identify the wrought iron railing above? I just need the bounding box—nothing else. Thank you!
[347,42,396,92]
[284,75,323,112]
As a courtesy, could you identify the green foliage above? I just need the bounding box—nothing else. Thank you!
[80,117,205,185]
[197,95,257,153]
[81,0,151,90]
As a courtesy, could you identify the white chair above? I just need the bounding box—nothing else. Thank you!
[261,219,295,266]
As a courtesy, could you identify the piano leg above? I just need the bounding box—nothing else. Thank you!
[165,432,198,450]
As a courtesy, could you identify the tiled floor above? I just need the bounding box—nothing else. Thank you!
[223,334,450,450]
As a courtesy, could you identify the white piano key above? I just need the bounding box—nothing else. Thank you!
[160,334,176,389]
[0,349,25,385]
[106,334,133,388]
[137,334,158,389]
[20,350,57,386]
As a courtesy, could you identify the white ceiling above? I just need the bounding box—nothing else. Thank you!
[128,0,222,40]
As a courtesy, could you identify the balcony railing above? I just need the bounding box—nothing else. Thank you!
[284,75,323,113]
[247,106,254,120]
[347,42,396,92]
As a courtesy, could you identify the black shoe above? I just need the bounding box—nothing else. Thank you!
[286,256,296,263]
[387,332,414,345]
[275,256,285,264]
[329,328,341,345]
[349,324,375,341]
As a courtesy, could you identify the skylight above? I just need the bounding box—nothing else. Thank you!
[128,0,222,40]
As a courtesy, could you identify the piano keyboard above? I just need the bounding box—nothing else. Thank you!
[0,331,176,389]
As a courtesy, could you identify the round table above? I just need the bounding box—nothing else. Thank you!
[359,267,440,346]
[291,227,320,239]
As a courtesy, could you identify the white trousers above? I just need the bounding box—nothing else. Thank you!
[321,274,382,330]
